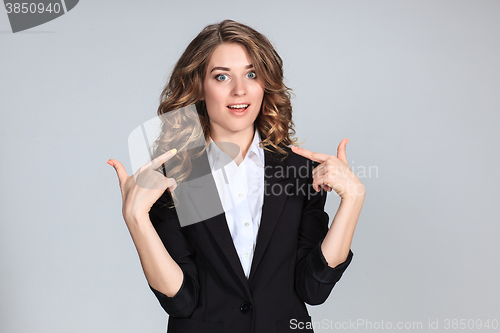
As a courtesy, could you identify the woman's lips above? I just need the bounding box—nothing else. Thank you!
[227,104,249,115]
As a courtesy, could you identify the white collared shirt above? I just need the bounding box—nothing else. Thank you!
[206,128,265,279]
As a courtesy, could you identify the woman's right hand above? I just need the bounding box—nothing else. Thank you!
[107,149,178,224]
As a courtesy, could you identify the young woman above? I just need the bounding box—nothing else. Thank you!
[108,20,365,333]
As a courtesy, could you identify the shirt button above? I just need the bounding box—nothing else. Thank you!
[245,253,249,258]
[238,193,243,198]
[239,165,243,170]
[244,222,249,226]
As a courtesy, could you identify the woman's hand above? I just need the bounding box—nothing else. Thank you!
[107,149,178,224]
[291,139,365,201]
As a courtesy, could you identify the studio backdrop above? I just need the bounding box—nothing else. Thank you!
[1,1,499,332]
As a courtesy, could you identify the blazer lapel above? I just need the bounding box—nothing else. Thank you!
[248,149,290,283]
[186,150,252,294]
[185,147,291,292]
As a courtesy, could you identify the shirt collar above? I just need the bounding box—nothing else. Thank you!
[207,128,265,172]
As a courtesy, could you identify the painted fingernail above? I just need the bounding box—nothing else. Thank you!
[170,148,177,154]
[107,160,113,166]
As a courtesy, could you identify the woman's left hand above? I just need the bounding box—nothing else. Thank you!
[291,138,365,200]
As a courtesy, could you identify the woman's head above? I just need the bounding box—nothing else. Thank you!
[157,19,296,154]
[154,20,297,207]
[202,42,264,143]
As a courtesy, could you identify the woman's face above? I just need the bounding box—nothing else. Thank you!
[202,43,264,140]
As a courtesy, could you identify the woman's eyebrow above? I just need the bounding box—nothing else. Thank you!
[210,64,254,73]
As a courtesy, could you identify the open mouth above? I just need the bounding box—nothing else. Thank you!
[227,104,249,113]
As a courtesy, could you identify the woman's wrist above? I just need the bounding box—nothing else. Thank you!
[340,193,365,206]
[125,212,152,229]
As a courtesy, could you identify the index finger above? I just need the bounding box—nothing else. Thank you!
[148,148,178,170]
[291,146,329,163]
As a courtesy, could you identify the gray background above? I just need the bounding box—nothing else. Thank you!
[1,0,499,332]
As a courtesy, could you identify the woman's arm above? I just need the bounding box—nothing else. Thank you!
[108,151,200,317]
[125,214,183,297]
[294,165,354,306]
[146,194,201,318]
[292,138,365,268]
[321,196,364,268]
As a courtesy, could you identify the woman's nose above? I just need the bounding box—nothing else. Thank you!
[231,77,246,96]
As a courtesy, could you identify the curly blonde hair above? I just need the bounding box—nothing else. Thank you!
[151,20,297,207]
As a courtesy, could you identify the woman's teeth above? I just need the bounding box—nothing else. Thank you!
[228,104,249,109]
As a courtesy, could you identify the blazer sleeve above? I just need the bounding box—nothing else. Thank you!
[294,161,354,306]
[147,191,200,318]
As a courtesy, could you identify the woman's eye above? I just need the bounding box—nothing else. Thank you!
[246,71,257,79]
[215,74,228,81]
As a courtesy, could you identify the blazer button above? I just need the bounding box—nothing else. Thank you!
[240,302,253,314]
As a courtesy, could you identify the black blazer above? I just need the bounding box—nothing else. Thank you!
[148,145,353,333]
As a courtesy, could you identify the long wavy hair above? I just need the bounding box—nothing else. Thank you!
[151,19,297,207]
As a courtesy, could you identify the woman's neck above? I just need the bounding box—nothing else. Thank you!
[210,126,255,166]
